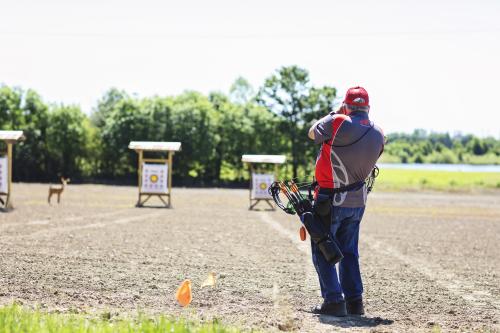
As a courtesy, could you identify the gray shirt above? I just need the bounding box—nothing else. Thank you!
[313,111,384,207]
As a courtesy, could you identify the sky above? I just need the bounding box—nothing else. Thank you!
[1,0,499,137]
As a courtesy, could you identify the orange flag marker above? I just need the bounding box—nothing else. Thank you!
[299,226,307,241]
[175,279,192,307]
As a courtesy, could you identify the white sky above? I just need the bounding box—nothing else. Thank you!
[1,0,499,137]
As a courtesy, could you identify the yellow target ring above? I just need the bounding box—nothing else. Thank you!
[259,182,267,190]
[150,174,159,183]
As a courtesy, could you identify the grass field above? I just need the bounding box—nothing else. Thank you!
[0,304,240,333]
[376,169,500,191]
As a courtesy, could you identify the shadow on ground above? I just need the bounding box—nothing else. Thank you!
[317,314,394,329]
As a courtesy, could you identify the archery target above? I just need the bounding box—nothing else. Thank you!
[0,156,7,194]
[141,163,168,193]
[252,173,274,199]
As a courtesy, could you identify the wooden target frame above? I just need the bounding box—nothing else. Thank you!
[242,154,286,210]
[0,131,25,212]
[129,141,181,208]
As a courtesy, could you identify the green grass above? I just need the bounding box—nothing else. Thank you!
[0,304,242,333]
[376,169,500,191]
[378,153,500,165]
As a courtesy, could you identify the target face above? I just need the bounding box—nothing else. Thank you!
[0,156,7,194]
[141,163,168,193]
[252,173,274,199]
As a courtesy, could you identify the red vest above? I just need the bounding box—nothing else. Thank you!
[314,115,349,188]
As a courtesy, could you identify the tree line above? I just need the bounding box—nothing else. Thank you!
[382,130,500,165]
[0,66,334,184]
[1,66,498,185]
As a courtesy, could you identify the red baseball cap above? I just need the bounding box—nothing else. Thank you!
[343,86,369,107]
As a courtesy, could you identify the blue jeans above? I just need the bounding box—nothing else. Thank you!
[311,205,365,303]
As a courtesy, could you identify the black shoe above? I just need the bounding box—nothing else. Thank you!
[312,301,347,316]
[346,297,364,315]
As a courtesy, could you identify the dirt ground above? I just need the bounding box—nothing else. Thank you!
[0,184,499,332]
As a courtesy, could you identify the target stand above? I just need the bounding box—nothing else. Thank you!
[0,131,25,212]
[129,141,181,208]
[242,154,286,211]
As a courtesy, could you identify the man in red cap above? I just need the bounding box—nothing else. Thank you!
[307,86,384,316]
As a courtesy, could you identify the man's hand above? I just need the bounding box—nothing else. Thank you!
[308,128,315,140]
[308,118,323,140]
[336,104,347,115]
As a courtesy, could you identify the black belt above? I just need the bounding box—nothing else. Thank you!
[318,181,365,195]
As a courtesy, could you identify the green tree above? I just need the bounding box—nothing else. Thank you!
[142,96,175,143]
[46,105,93,180]
[209,92,265,182]
[0,86,24,130]
[229,77,255,105]
[15,90,50,181]
[170,91,218,183]
[91,88,128,128]
[100,98,152,178]
[468,138,487,155]
[257,66,336,178]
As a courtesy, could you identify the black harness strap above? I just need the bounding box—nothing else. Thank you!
[317,181,366,195]
[308,180,366,197]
